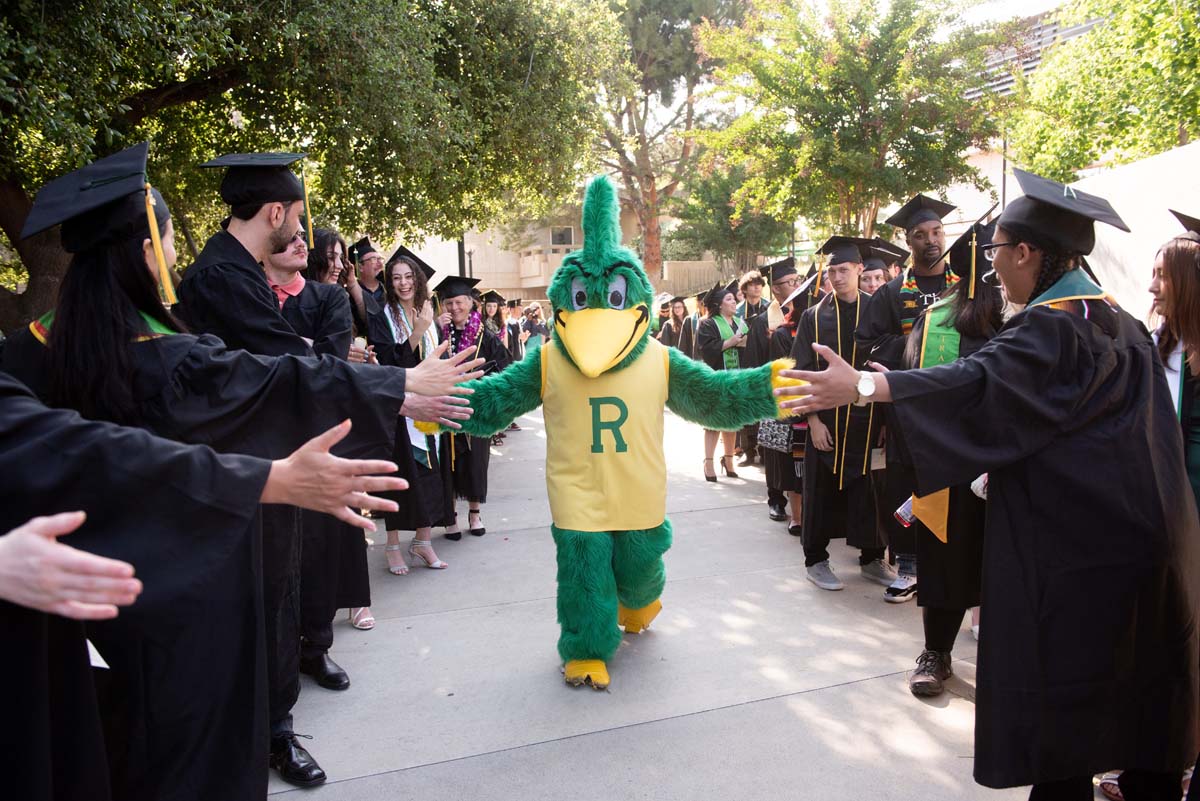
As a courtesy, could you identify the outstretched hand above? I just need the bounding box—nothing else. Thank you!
[0,512,142,620]
[264,420,408,531]
[401,392,472,430]
[407,341,485,397]
[775,343,888,415]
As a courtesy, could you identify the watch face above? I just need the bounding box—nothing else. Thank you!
[858,374,875,395]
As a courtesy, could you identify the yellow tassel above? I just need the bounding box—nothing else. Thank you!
[968,229,977,300]
[144,184,176,305]
[301,165,314,248]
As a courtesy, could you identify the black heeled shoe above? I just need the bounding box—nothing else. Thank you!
[468,510,486,536]
[703,458,717,482]
[445,516,462,541]
[721,455,739,478]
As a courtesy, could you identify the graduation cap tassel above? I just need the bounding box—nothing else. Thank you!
[813,256,824,299]
[968,229,978,300]
[300,165,314,249]
[144,184,176,305]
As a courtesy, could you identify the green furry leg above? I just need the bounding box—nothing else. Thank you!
[552,525,621,663]
[612,519,672,610]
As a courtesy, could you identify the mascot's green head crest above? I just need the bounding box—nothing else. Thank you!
[547,175,654,378]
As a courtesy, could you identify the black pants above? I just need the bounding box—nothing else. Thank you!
[922,607,964,652]
[767,487,786,507]
[262,504,302,730]
[300,615,334,662]
[802,462,884,567]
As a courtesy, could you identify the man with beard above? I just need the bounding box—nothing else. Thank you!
[856,194,957,604]
[177,152,333,786]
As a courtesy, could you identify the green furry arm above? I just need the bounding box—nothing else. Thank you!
[456,347,544,437]
[666,347,780,431]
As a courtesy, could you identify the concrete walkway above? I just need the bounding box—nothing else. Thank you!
[270,409,1035,801]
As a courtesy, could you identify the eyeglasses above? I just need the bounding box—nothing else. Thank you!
[981,242,1019,262]
[772,277,799,289]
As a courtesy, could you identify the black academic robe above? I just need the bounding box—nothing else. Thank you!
[366,304,455,530]
[438,323,512,502]
[696,316,743,372]
[177,230,311,358]
[657,318,684,349]
[505,319,525,362]
[886,298,1200,787]
[678,314,701,361]
[0,372,271,801]
[764,324,803,493]
[280,282,371,614]
[855,270,955,369]
[793,293,881,550]
[2,329,408,799]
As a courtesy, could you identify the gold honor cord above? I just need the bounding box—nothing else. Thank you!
[813,291,861,490]
[144,183,176,305]
[300,165,315,249]
[968,229,978,300]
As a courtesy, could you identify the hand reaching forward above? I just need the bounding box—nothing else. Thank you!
[406,341,485,396]
[262,420,408,530]
[0,512,142,620]
[401,392,472,430]
[775,343,891,415]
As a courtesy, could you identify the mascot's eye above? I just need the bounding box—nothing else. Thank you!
[570,277,588,310]
[607,275,627,309]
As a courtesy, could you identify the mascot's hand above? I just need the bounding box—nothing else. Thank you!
[769,358,808,418]
[401,393,471,432]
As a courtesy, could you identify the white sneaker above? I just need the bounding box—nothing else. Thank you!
[806,561,844,591]
[884,573,918,603]
[860,558,897,587]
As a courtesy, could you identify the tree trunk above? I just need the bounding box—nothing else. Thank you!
[0,177,68,332]
[641,205,664,280]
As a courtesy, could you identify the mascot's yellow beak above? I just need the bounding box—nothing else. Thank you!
[554,305,649,378]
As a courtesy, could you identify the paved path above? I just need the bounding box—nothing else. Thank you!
[270,409,1035,801]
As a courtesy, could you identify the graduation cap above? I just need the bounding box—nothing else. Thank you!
[702,280,736,309]
[1171,210,1200,236]
[21,141,176,304]
[506,297,523,308]
[761,256,798,283]
[481,289,505,305]
[385,244,436,283]
[816,236,873,266]
[201,151,312,246]
[434,275,481,300]
[862,253,889,272]
[945,220,995,300]
[997,169,1129,255]
[349,236,380,264]
[884,194,956,233]
[871,237,909,266]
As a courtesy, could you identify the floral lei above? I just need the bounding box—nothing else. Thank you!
[442,309,483,354]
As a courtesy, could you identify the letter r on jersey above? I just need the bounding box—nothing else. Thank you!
[589,396,629,453]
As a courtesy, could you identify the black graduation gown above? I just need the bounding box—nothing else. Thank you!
[0,372,271,801]
[887,300,1200,787]
[439,324,512,502]
[280,282,371,613]
[696,316,742,372]
[505,319,525,362]
[2,329,408,797]
[764,324,803,493]
[792,294,882,551]
[678,314,700,361]
[657,318,684,349]
[366,304,455,530]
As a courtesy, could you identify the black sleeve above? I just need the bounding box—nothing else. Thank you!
[312,288,353,359]
[145,336,407,461]
[180,264,312,358]
[744,315,770,368]
[886,307,1104,494]
[768,327,792,361]
[696,318,726,370]
[790,306,818,372]
[855,282,906,370]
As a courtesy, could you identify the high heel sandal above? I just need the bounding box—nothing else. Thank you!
[445,515,462,541]
[721,455,739,478]
[467,510,486,537]
[703,458,717,482]
[408,539,449,569]
[384,544,409,575]
[348,607,375,630]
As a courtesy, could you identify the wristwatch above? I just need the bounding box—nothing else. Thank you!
[853,371,876,406]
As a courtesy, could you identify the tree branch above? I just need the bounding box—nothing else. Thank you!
[111,64,249,130]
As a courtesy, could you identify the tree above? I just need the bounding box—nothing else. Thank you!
[1006,0,1199,181]
[666,162,792,270]
[695,0,1005,236]
[598,0,746,280]
[0,0,621,330]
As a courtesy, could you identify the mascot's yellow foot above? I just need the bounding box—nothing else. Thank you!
[618,598,662,634]
[564,659,609,690]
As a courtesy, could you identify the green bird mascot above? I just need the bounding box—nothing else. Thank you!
[444,176,802,688]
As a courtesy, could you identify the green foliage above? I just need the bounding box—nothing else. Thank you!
[1007,0,1200,180]
[667,163,792,266]
[695,0,1004,235]
[0,0,622,258]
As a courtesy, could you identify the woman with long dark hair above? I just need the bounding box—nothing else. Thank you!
[309,227,375,358]
[367,249,458,569]
[896,222,1001,699]
[1,143,482,799]
[778,170,1199,801]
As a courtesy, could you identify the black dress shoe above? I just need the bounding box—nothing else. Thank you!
[270,735,327,787]
[768,502,787,521]
[300,653,350,690]
[788,524,803,537]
